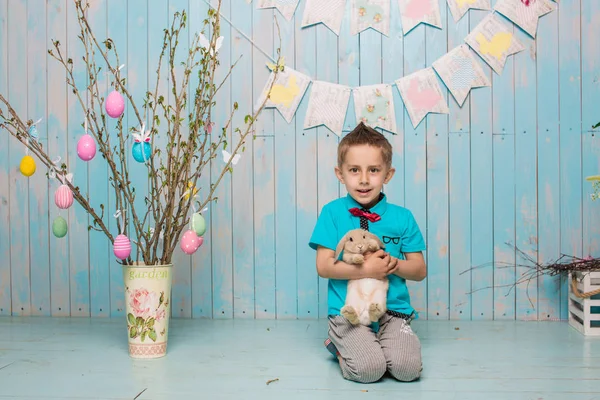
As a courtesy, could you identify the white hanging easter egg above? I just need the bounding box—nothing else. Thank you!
[191,213,206,236]
[77,134,96,161]
[105,90,125,118]
[52,216,68,238]
[180,229,202,255]
[54,184,74,209]
[113,234,131,259]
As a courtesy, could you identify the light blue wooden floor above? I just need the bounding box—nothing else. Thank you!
[1,318,599,399]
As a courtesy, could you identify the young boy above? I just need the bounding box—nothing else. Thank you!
[309,122,426,384]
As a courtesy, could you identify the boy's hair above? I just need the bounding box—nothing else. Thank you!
[337,122,393,168]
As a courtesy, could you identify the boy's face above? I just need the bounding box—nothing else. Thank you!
[335,144,395,209]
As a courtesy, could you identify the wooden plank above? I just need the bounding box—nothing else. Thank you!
[46,0,70,317]
[254,134,276,319]
[0,0,9,316]
[106,0,128,317]
[252,7,275,319]
[447,5,471,320]
[403,24,428,319]
[316,24,339,319]
[295,13,318,319]
[67,0,90,317]
[188,0,213,318]
[491,7,515,321]
[513,24,538,319]
[8,0,31,316]
[558,0,582,320]
[469,9,493,321]
[425,0,450,320]
[87,0,110,317]
[126,0,149,262]
[582,1,600,259]
[229,0,257,319]
[382,0,404,208]
[168,0,192,319]
[28,0,51,316]
[536,0,561,320]
[208,0,234,320]
[273,5,297,319]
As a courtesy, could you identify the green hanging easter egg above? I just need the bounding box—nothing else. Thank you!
[52,216,68,238]
[191,213,206,236]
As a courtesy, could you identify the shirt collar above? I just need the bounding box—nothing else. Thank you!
[345,192,388,216]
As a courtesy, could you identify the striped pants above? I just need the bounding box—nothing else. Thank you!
[327,313,422,383]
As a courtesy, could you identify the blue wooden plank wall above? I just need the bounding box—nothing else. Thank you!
[0,0,597,320]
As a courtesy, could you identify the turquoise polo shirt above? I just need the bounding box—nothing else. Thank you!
[309,193,426,318]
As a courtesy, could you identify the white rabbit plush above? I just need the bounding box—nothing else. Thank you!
[334,229,389,326]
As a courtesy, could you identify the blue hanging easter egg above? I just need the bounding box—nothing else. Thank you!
[132,140,152,163]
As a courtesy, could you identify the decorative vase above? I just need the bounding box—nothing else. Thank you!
[122,263,173,358]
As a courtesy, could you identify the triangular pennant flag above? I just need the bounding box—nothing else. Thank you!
[350,0,391,36]
[353,84,397,134]
[464,13,525,74]
[398,0,442,35]
[301,0,347,36]
[304,81,351,136]
[257,0,300,21]
[494,0,556,38]
[255,66,311,123]
[446,0,491,23]
[432,44,491,107]
[396,68,449,128]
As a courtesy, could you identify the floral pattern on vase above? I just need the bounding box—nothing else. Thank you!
[126,287,169,343]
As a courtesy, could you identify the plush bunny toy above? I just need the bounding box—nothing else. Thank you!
[334,229,389,326]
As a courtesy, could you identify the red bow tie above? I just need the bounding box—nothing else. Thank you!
[349,207,381,222]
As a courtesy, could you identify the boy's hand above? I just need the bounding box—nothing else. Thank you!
[363,250,395,280]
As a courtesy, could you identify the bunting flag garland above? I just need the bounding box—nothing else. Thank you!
[432,44,491,106]
[255,66,311,123]
[464,13,525,74]
[351,0,391,36]
[396,68,449,128]
[257,0,300,21]
[398,0,442,35]
[301,0,347,36]
[446,0,491,23]
[494,0,557,38]
[353,84,397,134]
[304,81,352,136]
[250,0,557,131]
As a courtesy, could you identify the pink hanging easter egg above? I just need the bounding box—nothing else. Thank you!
[54,184,73,209]
[180,229,202,255]
[105,90,125,118]
[77,134,96,161]
[113,234,131,259]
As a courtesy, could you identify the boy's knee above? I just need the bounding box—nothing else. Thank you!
[342,353,387,383]
[388,353,422,382]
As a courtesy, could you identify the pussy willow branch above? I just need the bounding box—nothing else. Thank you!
[0,97,113,241]
[1,0,281,266]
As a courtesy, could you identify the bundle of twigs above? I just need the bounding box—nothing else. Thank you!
[461,243,600,308]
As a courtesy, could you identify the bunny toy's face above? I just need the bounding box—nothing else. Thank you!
[344,231,381,255]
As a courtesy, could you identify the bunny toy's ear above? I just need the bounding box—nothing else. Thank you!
[334,233,349,260]
[367,232,385,250]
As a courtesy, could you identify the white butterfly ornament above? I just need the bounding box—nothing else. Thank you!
[199,34,224,57]
[222,149,241,166]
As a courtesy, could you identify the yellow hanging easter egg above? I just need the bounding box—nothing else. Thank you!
[19,155,36,177]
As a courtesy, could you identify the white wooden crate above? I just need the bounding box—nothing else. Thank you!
[568,271,600,336]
